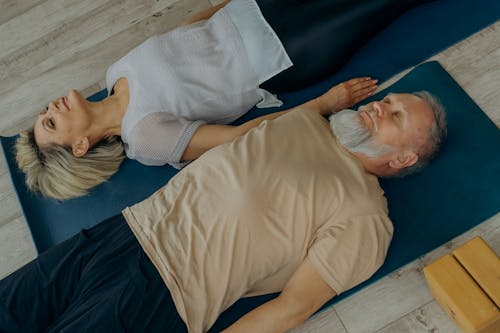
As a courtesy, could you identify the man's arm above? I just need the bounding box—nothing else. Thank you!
[179,0,230,26]
[222,258,337,333]
[181,77,377,161]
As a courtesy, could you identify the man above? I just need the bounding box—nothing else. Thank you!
[0,91,446,333]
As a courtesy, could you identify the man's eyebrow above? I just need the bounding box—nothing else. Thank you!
[398,104,410,128]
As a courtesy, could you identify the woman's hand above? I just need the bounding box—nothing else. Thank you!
[316,77,378,115]
[181,77,378,162]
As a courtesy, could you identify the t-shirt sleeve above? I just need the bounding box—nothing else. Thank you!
[307,214,393,294]
[125,112,206,169]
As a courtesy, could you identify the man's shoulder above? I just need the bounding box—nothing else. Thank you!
[332,172,390,222]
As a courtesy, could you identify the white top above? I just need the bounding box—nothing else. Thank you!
[105,0,292,168]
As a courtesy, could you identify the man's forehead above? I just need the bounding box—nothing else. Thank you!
[387,93,430,111]
[384,92,416,100]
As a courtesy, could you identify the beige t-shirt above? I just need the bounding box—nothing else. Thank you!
[123,108,393,333]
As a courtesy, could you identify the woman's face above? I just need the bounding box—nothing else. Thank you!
[34,90,92,149]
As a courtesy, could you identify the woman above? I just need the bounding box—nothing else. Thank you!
[16,0,424,200]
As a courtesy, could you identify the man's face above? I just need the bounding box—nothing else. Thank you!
[331,93,435,160]
[357,93,435,152]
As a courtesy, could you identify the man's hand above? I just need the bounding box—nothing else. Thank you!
[316,77,378,115]
[223,259,337,333]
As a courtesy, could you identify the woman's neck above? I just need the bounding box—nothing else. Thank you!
[88,78,129,141]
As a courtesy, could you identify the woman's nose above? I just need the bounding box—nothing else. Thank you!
[48,101,56,110]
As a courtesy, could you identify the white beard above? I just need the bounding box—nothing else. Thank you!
[329,108,393,158]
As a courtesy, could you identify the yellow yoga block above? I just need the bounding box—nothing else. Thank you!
[423,237,500,333]
[452,237,500,308]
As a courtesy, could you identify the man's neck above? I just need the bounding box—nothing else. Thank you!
[350,151,391,177]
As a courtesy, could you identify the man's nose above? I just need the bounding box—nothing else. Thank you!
[372,101,386,117]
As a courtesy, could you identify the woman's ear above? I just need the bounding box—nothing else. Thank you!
[388,150,418,170]
[72,137,90,157]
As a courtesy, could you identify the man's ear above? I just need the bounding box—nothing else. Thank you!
[388,150,418,170]
[72,137,90,157]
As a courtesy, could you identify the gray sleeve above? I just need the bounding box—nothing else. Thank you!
[125,112,206,169]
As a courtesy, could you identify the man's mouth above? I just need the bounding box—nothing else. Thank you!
[360,110,378,132]
[366,111,378,131]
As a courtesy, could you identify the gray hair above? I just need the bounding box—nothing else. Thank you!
[394,91,447,177]
[15,129,125,200]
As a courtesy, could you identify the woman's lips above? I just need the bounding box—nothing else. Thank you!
[62,96,70,110]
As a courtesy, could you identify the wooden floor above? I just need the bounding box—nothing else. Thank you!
[0,1,498,332]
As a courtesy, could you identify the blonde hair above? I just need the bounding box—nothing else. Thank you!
[15,129,125,200]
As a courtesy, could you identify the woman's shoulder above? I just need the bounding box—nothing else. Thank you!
[111,77,129,97]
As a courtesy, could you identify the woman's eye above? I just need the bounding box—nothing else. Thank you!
[48,118,55,129]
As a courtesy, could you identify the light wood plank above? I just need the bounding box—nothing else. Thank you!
[0,0,174,60]
[0,0,212,135]
[334,258,433,333]
[0,0,46,26]
[0,216,36,280]
[0,144,8,176]
[0,171,23,228]
[375,301,461,333]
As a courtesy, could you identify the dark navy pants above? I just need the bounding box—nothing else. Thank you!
[0,214,187,333]
[259,0,431,92]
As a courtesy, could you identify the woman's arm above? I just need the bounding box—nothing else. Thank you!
[179,0,230,26]
[181,110,288,161]
[181,77,377,161]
